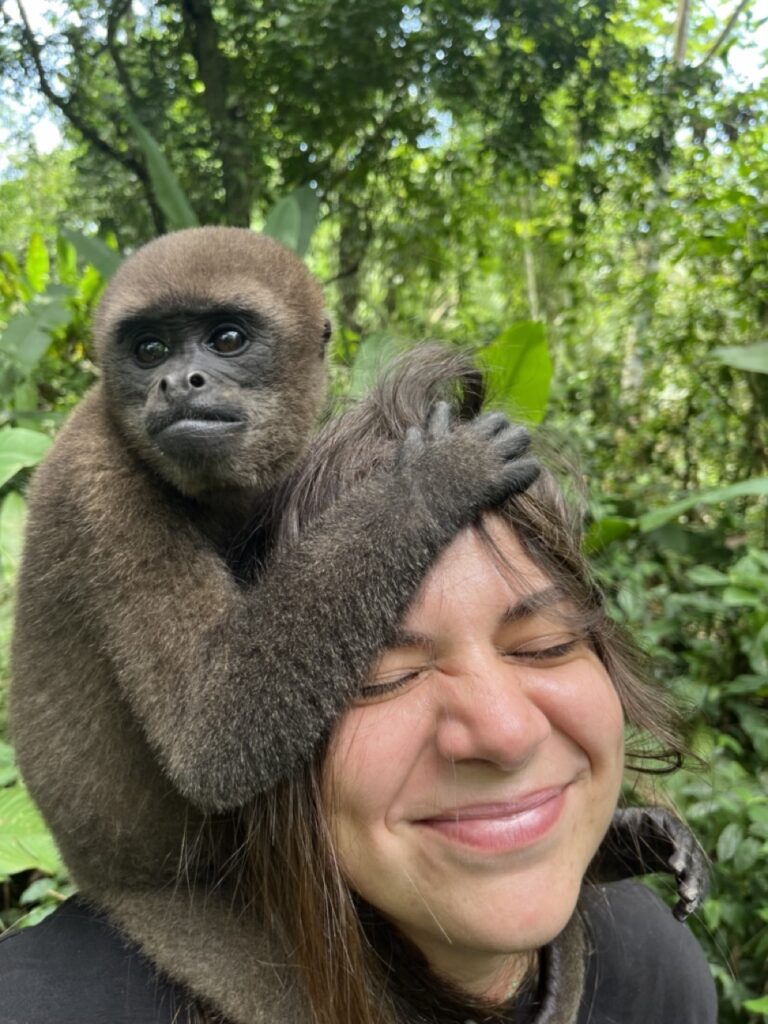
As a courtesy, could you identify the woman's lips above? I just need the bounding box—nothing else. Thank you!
[415,787,568,853]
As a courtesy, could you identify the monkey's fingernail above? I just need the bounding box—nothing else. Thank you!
[669,855,686,875]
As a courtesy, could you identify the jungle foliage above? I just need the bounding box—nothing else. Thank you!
[0,0,766,1019]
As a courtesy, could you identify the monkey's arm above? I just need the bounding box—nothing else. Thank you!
[592,806,708,921]
[85,406,539,809]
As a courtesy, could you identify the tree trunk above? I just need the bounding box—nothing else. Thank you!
[179,0,257,225]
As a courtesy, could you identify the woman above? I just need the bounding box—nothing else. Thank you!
[0,350,715,1024]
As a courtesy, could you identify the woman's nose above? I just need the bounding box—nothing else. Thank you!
[432,653,552,770]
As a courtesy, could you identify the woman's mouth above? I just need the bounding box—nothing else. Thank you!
[415,786,568,853]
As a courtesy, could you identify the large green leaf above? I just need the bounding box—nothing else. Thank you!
[712,342,768,375]
[0,785,63,878]
[55,234,78,285]
[639,477,768,532]
[125,109,199,230]
[583,515,637,554]
[0,427,52,487]
[25,233,49,293]
[60,229,122,279]
[263,186,320,256]
[0,490,27,583]
[478,322,551,424]
[0,293,71,375]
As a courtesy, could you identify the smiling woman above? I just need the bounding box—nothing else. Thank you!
[0,347,716,1024]
[327,521,625,1001]
[231,348,716,1024]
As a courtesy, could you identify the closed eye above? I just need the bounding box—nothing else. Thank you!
[504,638,582,662]
[356,668,426,704]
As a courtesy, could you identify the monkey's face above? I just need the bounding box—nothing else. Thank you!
[95,229,330,497]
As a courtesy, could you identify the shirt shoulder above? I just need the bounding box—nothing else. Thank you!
[577,879,718,1024]
[0,897,190,1024]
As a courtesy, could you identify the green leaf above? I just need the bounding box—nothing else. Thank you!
[0,427,52,487]
[263,187,320,256]
[478,322,551,424]
[25,233,49,293]
[60,229,122,279]
[55,234,78,285]
[583,515,637,554]
[722,585,762,607]
[639,477,768,532]
[0,785,63,877]
[20,877,59,905]
[733,836,762,872]
[0,295,71,375]
[0,490,27,584]
[125,109,199,230]
[716,822,742,862]
[0,742,17,787]
[735,705,768,760]
[743,996,768,1013]
[712,342,768,375]
[686,565,729,586]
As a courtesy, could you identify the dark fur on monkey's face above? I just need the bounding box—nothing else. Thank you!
[94,227,330,497]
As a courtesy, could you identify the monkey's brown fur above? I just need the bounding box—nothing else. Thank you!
[11,230,542,1022]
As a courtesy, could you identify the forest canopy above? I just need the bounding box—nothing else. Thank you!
[0,2,766,1020]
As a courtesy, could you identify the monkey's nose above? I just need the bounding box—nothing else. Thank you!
[159,371,208,393]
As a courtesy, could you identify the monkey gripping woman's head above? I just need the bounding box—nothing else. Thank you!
[239,347,687,1022]
[93,227,332,496]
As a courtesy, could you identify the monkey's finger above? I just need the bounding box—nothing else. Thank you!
[472,411,510,439]
[672,849,707,897]
[491,423,534,461]
[668,843,690,879]
[426,400,453,440]
[494,456,541,498]
[673,891,699,923]
[399,425,425,464]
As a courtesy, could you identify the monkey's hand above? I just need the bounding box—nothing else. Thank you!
[397,401,541,521]
[592,806,708,921]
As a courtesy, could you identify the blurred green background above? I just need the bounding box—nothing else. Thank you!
[0,1,766,1019]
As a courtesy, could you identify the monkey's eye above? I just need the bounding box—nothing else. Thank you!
[135,338,170,367]
[206,326,248,356]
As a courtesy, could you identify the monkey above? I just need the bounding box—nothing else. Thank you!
[9,230,706,1024]
[10,230,551,1019]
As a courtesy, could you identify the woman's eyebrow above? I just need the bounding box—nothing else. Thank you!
[500,585,565,625]
[384,629,436,654]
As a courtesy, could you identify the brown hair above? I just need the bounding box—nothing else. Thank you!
[237,344,685,1024]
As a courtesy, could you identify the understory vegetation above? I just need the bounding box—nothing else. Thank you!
[0,1,766,1019]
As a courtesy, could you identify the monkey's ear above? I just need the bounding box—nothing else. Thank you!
[321,318,332,354]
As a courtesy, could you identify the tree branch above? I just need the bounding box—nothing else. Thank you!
[179,0,254,224]
[15,0,166,233]
[673,0,691,65]
[322,260,361,287]
[697,0,752,68]
[15,0,144,179]
[106,0,140,108]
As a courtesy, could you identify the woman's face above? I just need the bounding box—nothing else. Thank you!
[324,517,625,997]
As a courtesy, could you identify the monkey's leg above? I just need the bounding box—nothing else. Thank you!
[104,886,302,1024]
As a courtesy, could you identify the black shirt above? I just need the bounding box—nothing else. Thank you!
[0,881,717,1023]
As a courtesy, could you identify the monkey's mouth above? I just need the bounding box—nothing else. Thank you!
[147,405,245,437]
[147,406,246,458]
